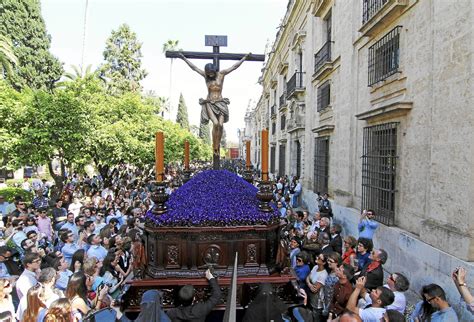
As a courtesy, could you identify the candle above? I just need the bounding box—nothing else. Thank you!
[184,140,190,170]
[261,129,269,181]
[155,132,164,182]
[246,141,251,168]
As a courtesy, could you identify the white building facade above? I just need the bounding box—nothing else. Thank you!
[246,0,473,302]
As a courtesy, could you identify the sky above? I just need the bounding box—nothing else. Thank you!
[41,0,288,143]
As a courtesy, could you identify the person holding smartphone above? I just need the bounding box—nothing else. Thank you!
[452,267,474,320]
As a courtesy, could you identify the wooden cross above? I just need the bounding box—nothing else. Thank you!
[165,35,265,71]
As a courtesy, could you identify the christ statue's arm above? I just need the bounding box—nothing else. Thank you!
[220,53,251,76]
[178,53,205,77]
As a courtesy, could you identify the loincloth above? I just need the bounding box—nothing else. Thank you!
[199,98,230,125]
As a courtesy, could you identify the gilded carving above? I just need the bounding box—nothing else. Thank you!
[247,244,257,263]
[167,245,179,265]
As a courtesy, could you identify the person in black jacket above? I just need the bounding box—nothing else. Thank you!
[167,269,221,322]
[329,224,343,255]
[242,283,288,322]
[359,248,387,291]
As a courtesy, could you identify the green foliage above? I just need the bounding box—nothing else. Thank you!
[0,0,63,90]
[0,34,18,78]
[142,91,165,115]
[176,93,190,130]
[99,24,147,95]
[89,92,211,167]
[0,80,26,165]
[221,128,227,149]
[162,39,180,53]
[0,187,33,203]
[199,121,211,145]
[0,76,212,189]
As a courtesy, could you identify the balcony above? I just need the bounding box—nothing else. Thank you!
[360,0,408,37]
[279,93,287,109]
[286,72,305,99]
[313,41,334,81]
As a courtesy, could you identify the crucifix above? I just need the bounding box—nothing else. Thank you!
[166,35,265,169]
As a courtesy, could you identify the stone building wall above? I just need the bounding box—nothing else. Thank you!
[246,0,474,302]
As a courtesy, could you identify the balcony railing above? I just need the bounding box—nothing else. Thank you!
[279,93,287,108]
[286,72,305,98]
[314,41,332,73]
[362,0,389,24]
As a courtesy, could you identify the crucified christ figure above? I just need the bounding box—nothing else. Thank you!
[178,53,250,161]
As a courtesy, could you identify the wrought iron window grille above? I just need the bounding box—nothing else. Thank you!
[368,26,402,86]
[314,136,329,194]
[280,114,286,131]
[361,122,398,226]
[317,81,331,112]
[279,144,286,177]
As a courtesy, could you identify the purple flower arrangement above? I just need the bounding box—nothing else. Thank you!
[146,170,279,227]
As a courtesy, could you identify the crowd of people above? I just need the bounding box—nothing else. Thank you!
[0,165,472,321]
[270,176,473,322]
[0,165,163,321]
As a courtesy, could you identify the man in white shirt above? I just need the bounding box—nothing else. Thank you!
[385,273,409,313]
[346,276,394,322]
[360,272,409,314]
[11,219,27,250]
[16,252,41,300]
[68,198,82,217]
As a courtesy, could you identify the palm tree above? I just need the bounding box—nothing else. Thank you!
[162,39,180,120]
[64,64,95,80]
[55,64,96,88]
[0,35,18,78]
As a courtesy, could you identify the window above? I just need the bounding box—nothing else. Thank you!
[271,122,276,135]
[296,140,302,178]
[314,136,329,194]
[361,122,398,226]
[317,81,331,111]
[279,144,286,177]
[270,146,276,174]
[362,0,389,24]
[368,26,401,86]
[280,114,286,131]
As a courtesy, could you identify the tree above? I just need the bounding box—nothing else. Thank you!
[221,128,227,149]
[0,0,63,90]
[5,81,93,197]
[0,80,24,167]
[0,35,18,78]
[142,90,166,116]
[176,93,190,130]
[63,64,96,81]
[199,121,211,145]
[99,24,147,95]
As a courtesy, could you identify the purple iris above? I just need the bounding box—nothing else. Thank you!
[146,170,279,227]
